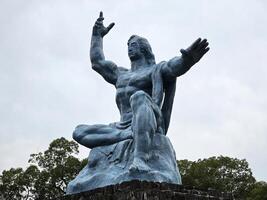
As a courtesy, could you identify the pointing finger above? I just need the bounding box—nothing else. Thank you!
[97,11,104,21]
[100,11,103,18]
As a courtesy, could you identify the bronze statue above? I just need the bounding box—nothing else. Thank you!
[67,12,209,194]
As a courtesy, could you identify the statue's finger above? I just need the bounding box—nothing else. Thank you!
[97,17,104,22]
[97,11,104,21]
[106,22,115,32]
[180,49,188,56]
[197,41,209,51]
[198,39,207,47]
[204,47,210,53]
[100,11,103,18]
[191,38,201,49]
[199,47,210,57]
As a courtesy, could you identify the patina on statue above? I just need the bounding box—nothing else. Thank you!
[67,12,209,194]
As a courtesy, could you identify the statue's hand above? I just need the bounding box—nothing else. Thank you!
[180,38,209,66]
[93,11,115,37]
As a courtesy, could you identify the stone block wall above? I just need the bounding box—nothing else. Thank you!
[56,180,233,200]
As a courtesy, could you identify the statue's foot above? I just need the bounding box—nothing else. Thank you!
[129,157,150,173]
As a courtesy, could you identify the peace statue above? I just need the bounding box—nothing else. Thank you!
[67,12,209,194]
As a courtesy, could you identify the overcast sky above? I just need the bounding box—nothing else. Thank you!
[0,0,266,182]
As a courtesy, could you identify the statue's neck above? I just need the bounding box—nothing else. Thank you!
[130,57,148,71]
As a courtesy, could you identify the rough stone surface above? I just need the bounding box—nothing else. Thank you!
[67,134,181,194]
[59,180,233,200]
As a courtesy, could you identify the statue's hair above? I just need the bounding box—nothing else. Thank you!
[128,35,156,65]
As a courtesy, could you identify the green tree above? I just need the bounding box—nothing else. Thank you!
[247,181,267,200]
[1,139,264,200]
[178,156,256,199]
[0,137,87,200]
[29,137,87,199]
[21,165,40,199]
[0,168,25,200]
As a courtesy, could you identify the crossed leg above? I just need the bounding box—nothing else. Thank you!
[73,90,159,172]
[73,124,132,149]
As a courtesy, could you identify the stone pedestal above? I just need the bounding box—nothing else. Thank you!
[59,180,233,200]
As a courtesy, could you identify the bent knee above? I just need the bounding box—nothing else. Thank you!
[72,128,81,142]
[130,91,151,108]
[72,124,87,142]
[130,91,147,101]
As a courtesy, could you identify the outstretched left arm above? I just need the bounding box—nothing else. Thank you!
[161,38,209,79]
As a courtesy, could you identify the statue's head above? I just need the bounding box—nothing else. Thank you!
[127,35,155,65]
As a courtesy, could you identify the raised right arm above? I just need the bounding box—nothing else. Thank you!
[90,12,118,85]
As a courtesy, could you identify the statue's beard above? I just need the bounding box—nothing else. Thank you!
[129,54,142,62]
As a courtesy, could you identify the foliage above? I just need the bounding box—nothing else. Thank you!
[0,137,87,200]
[247,181,267,200]
[0,168,25,200]
[1,139,265,200]
[177,156,256,199]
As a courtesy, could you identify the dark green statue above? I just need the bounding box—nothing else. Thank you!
[67,12,209,194]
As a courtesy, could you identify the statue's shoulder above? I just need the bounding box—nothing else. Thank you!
[157,61,168,66]
[153,61,168,72]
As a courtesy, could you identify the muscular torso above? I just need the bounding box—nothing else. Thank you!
[115,66,155,122]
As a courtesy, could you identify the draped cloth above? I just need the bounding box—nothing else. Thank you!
[152,61,177,134]
[67,62,181,194]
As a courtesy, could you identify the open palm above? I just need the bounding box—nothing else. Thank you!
[180,38,209,65]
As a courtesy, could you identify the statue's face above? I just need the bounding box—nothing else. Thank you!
[128,38,143,60]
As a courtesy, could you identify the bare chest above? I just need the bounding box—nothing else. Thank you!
[116,68,153,89]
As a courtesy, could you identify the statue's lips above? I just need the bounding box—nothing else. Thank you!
[128,51,136,58]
